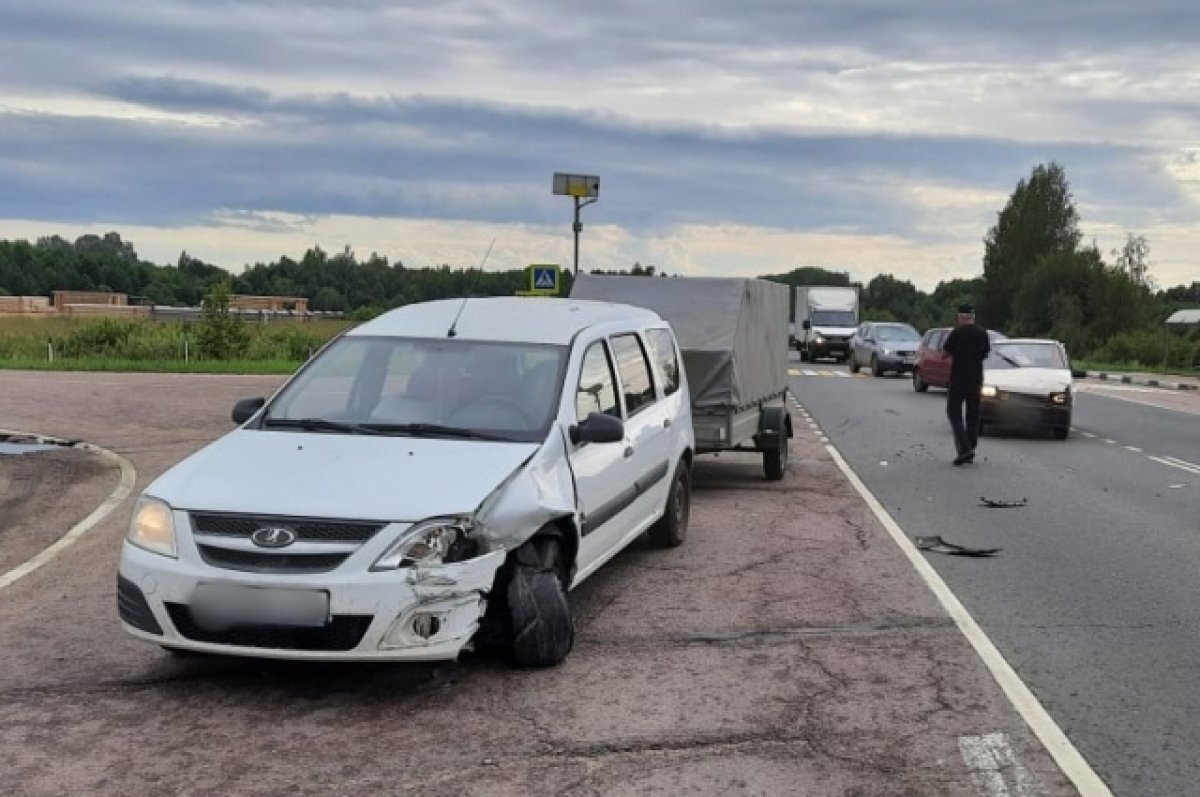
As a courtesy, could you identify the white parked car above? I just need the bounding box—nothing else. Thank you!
[118,298,694,667]
[980,338,1075,439]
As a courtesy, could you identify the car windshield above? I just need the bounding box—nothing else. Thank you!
[812,310,857,327]
[986,342,1067,370]
[262,336,567,442]
[876,324,920,342]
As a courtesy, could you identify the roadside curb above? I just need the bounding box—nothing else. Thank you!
[0,429,137,592]
[1085,371,1199,391]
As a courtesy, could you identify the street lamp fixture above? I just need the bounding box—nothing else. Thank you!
[552,172,600,277]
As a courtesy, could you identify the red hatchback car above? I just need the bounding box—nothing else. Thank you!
[912,327,1006,392]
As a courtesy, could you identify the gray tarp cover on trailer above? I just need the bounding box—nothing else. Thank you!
[571,273,789,409]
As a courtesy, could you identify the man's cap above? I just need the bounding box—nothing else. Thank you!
[957,303,975,315]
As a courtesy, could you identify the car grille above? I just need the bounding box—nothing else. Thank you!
[196,546,350,573]
[189,512,388,574]
[190,513,384,542]
[117,574,162,635]
[166,604,372,651]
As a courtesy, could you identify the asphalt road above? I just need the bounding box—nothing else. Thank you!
[790,365,1200,797]
[0,370,1077,796]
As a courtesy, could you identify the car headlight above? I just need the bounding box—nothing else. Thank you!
[813,335,825,344]
[980,385,998,398]
[881,347,893,356]
[127,496,177,558]
[372,516,480,570]
[1050,389,1071,405]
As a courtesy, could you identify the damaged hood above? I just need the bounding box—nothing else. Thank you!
[146,429,540,522]
[984,367,1073,395]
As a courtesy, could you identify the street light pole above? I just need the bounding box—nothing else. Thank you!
[553,173,600,277]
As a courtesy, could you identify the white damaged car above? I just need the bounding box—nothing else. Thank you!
[118,298,694,667]
[980,338,1076,440]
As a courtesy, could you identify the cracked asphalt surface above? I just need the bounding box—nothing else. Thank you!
[0,371,1079,795]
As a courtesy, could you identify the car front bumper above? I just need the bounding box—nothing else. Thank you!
[876,354,916,371]
[980,392,1071,430]
[118,540,507,662]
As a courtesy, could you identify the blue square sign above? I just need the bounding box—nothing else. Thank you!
[530,265,560,293]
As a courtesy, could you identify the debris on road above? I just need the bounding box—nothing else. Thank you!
[915,536,1001,557]
[980,497,1029,509]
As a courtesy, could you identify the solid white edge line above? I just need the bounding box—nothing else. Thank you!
[0,430,137,592]
[1163,455,1200,470]
[823,442,1113,796]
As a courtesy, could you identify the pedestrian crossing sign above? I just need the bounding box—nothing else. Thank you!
[529,264,561,295]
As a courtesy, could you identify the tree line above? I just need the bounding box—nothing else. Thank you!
[0,161,1196,367]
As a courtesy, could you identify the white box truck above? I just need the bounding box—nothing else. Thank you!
[794,286,860,363]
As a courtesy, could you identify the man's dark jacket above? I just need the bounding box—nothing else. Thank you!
[942,325,991,387]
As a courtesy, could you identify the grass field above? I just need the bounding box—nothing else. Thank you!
[0,315,350,372]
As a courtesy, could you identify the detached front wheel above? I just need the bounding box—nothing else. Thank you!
[506,536,574,668]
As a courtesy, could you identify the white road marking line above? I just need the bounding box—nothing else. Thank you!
[1080,432,1096,438]
[787,368,802,376]
[0,430,137,592]
[823,444,1113,797]
[1123,446,1143,453]
[832,371,851,378]
[1164,455,1200,470]
[1148,456,1200,475]
[960,733,1039,797]
[819,370,834,376]
[802,369,818,376]
[1103,439,1117,445]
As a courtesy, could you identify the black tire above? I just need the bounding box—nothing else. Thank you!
[507,537,574,668]
[871,355,883,377]
[912,368,928,392]
[848,355,859,374]
[1052,426,1069,440]
[763,437,789,481]
[649,462,691,548]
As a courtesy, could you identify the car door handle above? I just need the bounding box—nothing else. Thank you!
[624,446,635,459]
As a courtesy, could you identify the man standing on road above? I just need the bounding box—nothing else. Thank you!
[942,304,990,465]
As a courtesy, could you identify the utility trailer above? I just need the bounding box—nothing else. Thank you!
[571,273,793,480]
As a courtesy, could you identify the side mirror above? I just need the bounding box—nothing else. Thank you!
[232,396,266,424]
[802,320,811,330]
[569,412,624,445]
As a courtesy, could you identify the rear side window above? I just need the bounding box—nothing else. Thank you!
[610,334,656,416]
[644,328,681,397]
[576,342,620,421]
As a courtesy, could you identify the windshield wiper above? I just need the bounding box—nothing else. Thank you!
[996,352,1022,368]
[261,417,384,435]
[365,422,513,442]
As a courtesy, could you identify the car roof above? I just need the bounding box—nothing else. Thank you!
[347,297,665,345]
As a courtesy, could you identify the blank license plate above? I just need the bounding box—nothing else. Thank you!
[191,584,330,627]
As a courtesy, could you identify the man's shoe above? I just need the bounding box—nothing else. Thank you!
[953,452,970,466]
[963,450,976,463]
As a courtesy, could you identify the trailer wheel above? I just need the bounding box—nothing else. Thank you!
[764,438,788,480]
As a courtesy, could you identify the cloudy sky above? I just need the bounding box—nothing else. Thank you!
[1,0,1197,290]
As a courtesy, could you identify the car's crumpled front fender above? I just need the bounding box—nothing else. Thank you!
[475,424,578,552]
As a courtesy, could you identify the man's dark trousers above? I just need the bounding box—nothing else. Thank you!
[946,383,981,456]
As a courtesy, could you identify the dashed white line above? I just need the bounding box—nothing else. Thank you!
[1103,439,1117,445]
[832,371,851,378]
[1148,456,1200,475]
[802,369,818,376]
[1080,432,1096,438]
[1123,446,1143,453]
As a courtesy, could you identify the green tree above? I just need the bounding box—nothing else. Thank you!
[196,281,249,359]
[982,163,1081,330]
